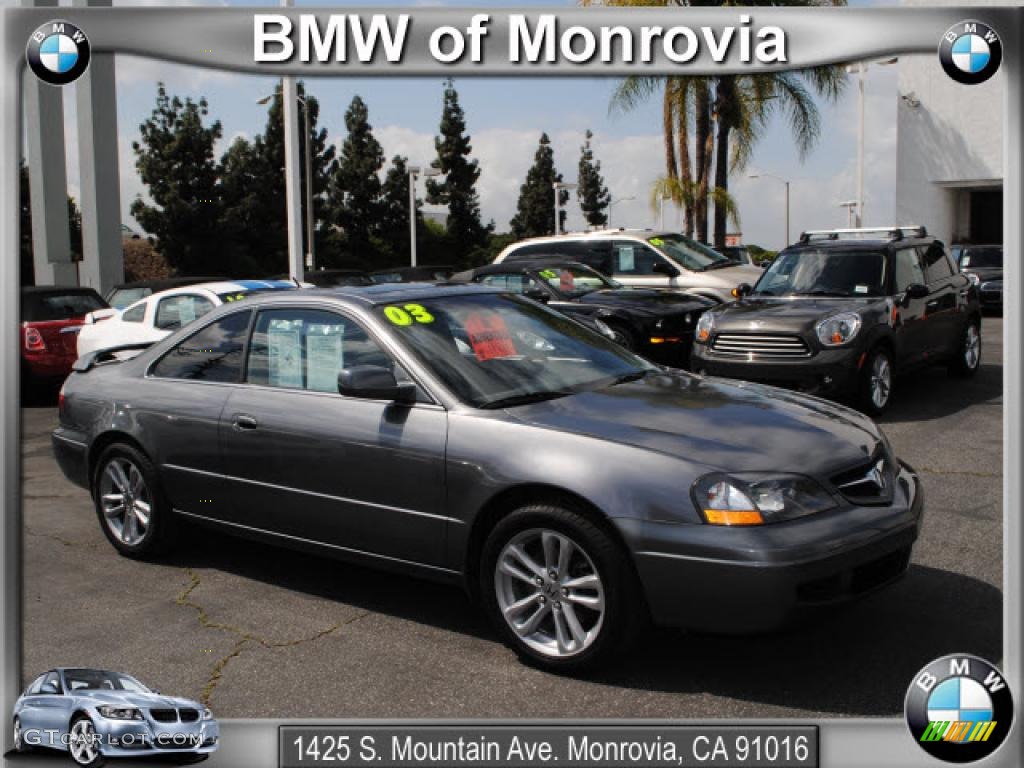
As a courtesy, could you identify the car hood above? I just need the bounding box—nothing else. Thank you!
[78,690,203,711]
[576,289,712,314]
[505,371,881,475]
[964,266,1002,282]
[696,262,764,286]
[711,296,882,335]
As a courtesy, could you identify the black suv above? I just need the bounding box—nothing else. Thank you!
[691,227,982,415]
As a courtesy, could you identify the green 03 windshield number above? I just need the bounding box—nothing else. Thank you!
[384,303,435,326]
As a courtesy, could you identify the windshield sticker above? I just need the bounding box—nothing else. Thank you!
[617,245,636,271]
[384,303,435,326]
[268,329,303,388]
[222,292,247,303]
[307,333,343,393]
[559,270,575,292]
[538,269,558,280]
[464,312,517,361]
[648,237,664,247]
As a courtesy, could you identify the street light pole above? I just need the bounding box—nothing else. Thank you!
[407,166,441,267]
[607,195,635,228]
[846,57,897,228]
[749,173,791,247]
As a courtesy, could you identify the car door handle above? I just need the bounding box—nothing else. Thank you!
[233,414,258,431]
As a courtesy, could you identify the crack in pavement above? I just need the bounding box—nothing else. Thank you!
[25,525,102,550]
[175,568,370,706]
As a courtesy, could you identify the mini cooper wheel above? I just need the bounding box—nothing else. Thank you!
[93,443,176,558]
[68,715,105,767]
[479,504,642,670]
[950,320,982,378]
[859,347,893,416]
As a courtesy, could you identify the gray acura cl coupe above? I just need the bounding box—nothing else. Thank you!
[53,284,923,670]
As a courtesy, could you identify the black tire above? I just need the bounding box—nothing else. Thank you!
[92,443,177,558]
[858,346,894,417]
[949,318,982,378]
[479,503,644,672]
[67,714,105,768]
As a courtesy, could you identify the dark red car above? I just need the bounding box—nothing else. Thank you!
[21,286,108,393]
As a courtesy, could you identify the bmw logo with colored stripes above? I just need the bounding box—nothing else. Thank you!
[939,21,1002,85]
[26,21,90,86]
[906,654,1014,763]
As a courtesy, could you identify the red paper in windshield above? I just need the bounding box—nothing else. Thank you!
[559,270,574,293]
[464,312,517,361]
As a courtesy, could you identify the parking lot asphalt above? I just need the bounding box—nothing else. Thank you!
[20,318,1003,721]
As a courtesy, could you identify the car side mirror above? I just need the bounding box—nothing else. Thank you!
[732,283,753,299]
[338,365,416,404]
[523,287,550,303]
[904,283,929,300]
[651,261,680,277]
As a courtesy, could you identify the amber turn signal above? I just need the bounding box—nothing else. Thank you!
[703,509,765,526]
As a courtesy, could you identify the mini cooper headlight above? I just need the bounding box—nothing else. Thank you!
[97,706,142,720]
[202,707,214,721]
[695,312,714,343]
[693,473,837,525]
[815,312,862,347]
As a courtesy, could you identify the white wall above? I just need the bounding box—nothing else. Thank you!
[896,1,1007,244]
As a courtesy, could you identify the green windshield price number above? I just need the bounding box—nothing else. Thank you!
[384,304,435,326]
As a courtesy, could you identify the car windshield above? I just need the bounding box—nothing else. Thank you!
[23,291,106,321]
[532,265,617,298]
[107,287,151,310]
[961,246,1002,269]
[63,669,150,693]
[376,293,654,409]
[753,248,888,297]
[647,233,733,271]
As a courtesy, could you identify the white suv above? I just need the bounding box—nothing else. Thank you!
[494,230,764,303]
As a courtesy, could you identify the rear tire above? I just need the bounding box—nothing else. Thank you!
[858,346,893,417]
[479,503,643,671]
[949,319,982,378]
[92,443,177,558]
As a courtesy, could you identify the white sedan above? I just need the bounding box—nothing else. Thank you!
[76,280,299,358]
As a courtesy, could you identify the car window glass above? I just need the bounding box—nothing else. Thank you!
[247,308,409,394]
[961,246,1002,269]
[894,248,926,292]
[535,266,613,298]
[63,669,150,692]
[505,243,557,262]
[155,294,216,331]
[26,674,46,695]
[919,243,953,283]
[121,303,146,323]
[40,671,61,694]
[151,310,252,383]
[108,287,150,310]
[478,274,543,294]
[612,243,667,275]
[23,292,106,322]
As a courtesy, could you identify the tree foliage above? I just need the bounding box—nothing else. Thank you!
[511,133,567,238]
[329,96,385,264]
[576,130,610,227]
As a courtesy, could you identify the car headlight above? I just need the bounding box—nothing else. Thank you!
[692,473,837,525]
[97,706,142,720]
[815,312,861,347]
[202,707,214,721]
[965,272,981,287]
[695,312,713,343]
[592,318,617,340]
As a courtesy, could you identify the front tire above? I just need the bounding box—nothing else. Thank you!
[13,716,29,754]
[68,715,105,767]
[92,443,176,558]
[858,346,893,416]
[949,319,982,378]
[479,504,643,671]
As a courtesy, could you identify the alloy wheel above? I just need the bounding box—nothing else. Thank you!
[69,718,99,765]
[494,528,605,658]
[98,457,151,546]
[964,324,981,370]
[871,354,892,410]
[13,717,22,751]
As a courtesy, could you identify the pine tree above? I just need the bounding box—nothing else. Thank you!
[219,135,279,274]
[576,130,610,227]
[130,83,225,275]
[510,133,567,238]
[329,96,385,264]
[425,78,488,258]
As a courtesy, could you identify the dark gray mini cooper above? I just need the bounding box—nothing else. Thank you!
[53,284,923,670]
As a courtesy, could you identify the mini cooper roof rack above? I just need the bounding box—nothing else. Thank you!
[798,226,928,243]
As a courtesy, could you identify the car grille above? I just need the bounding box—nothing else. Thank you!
[149,709,178,722]
[830,454,895,506]
[710,333,811,358]
[179,709,200,723]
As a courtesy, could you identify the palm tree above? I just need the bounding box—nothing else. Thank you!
[592,0,846,248]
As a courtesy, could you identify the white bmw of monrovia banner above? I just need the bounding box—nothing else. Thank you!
[75,280,301,359]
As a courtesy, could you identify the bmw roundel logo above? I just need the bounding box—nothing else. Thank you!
[905,654,1014,763]
[26,21,91,86]
[939,21,1002,85]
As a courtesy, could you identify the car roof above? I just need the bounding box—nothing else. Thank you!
[108,276,224,291]
[22,285,103,296]
[239,282,501,308]
[511,229,661,245]
[464,259,592,277]
[784,236,934,252]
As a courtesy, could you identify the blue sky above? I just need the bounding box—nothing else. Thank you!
[59,0,902,252]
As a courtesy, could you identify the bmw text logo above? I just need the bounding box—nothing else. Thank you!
[939,21,1002,85]
[905,654,1014,763]
[26,21,91,86]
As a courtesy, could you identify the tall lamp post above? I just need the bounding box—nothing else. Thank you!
[407,166,441,267]
[749,173,791,247]
[839,200,859,228]
[553,181,578,235]
[845,57,898,227]
[607,195,634,228]
[258,91,316,272]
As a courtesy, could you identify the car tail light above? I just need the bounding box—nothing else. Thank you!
[58,388,66,416]
[23,326,46,352]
